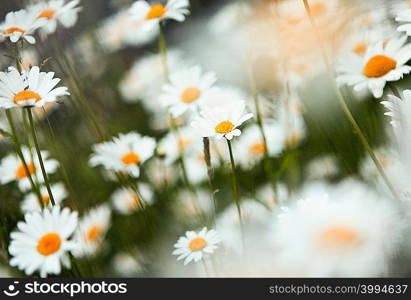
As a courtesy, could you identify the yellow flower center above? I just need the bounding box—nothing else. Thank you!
[37,232,62,256]
[310,2,326,17]
[13,90,42,104]
[317,225,361,251]
[37,9,56,19]
[146,4,167,20]
[121,152,141,165]
[215,121,235,134]
[181,87,201,103]
[15,163,36,179]
[4,27,26,35]
[86,225,102,242]
[363,55,397,78]
[42,195,50,205]
[352,42,367,56]
[285,132,299,147]
[188,237,207,252]
[249,142,266,156]
[128,194,142,210]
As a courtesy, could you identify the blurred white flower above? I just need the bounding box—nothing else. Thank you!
[175,188,214,218]
[159,65,217,117]
[89,132,156,178]
[112,251,145,276]
[0,146,59,192]
[21,183,67,213]
[74,205,111,257]
[270,180,403,277]
[9,206,78,277]
[29,0,82,36]
[111,183,154,215]
[173,227,221,265]
[337,35,411,98]
[306,155,339,180]
[0,9,46,44]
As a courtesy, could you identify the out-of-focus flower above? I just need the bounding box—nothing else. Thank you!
[270,180,403,277]
[175,188,214,218]
[208,1,251,36]
[256,183,289,208]
[97,9,158,52]
[30,0,82,36]
[20,49,39,71]
[337,35,411,98]
[9,206,78,277]
[111,183,154,215]
[235,122,285,168]
[129,0,190,32]
[306,155,339,180]
[145,159,178,188]
[89,132,156,178]
[0,146,59,192]
[0,66,69,109]
[172,227,221,265]
[112,250,145,276]
[396,8,411,35]
[74,205,111,257]
[159,65,217,117]
[0,9,46,44]
[191,89,253,140]
[21,183,67,213]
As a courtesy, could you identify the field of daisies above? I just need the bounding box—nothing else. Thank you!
[1,0,411,278]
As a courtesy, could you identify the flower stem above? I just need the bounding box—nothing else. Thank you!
[226,139,244,240]
[5,110,43,208]
[158,22,169,80]
[302,0,400,200]
[203,137,217,225]
[26,108,56,206]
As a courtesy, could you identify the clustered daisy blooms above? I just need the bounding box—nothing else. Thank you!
[0,9,46,44]
[173,227,221,265]
[0,66,70,109]
[89,132,156,177]
[8,206,78,277]
[337,35,411,98]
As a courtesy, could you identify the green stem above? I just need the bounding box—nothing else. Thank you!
[203,137,217,225]
[26,108,56,206]
[158,22,169,81]
[302,0,400,200]
[226,139,244,239]
[5,110,43,207]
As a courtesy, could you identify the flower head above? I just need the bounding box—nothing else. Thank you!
[21,183,67,213]
[89,132,156,177]
[30,0,82,36]
[9,206,78,277]
[0,9,47,44]
[159,65,217,117]
[0,147,59,191]
[337,35,411,98]
[172,227,221,265]
[0,66,69,109]
[111,184,154,215]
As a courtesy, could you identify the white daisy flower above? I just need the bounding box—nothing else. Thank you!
[0,66,69,109]
[235,122,285,167]
[159,65,217,117]
[256,183,289,208]
[270,180,403,277]
[0,146,59,192]
[21,183,67,213]
[129,0,190,32]
[336,35,411,98]
[8,206,78,278]
[191,90,253,140]
[30,0,82,35]
[175,188,214,218]
[111,183,154,215]
[112,250,145,276]
[0,9,46,44]
[74,205,111,257]
[306,155,339,180]
[396,7,411,36]
[172,227,221,265]
[89,132,156,178]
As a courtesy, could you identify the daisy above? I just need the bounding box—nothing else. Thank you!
[0,66,70,109]
[159,65,217,117]
[30,0,82,35]
[336,35,411,98]
[89,132,156,178]
[8,206,78,277]
[191,90,253,140]
[112,250,145,276]
[270,180,403,277]
[0,9,46,44]
[74,205,111,257]
[175,188,214,218]
[111,183,154,215]
[172,227,221,265]
[21,183,67,213]
[0,146,59,192]
[396,7,411,36]
[129,0,190,31]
